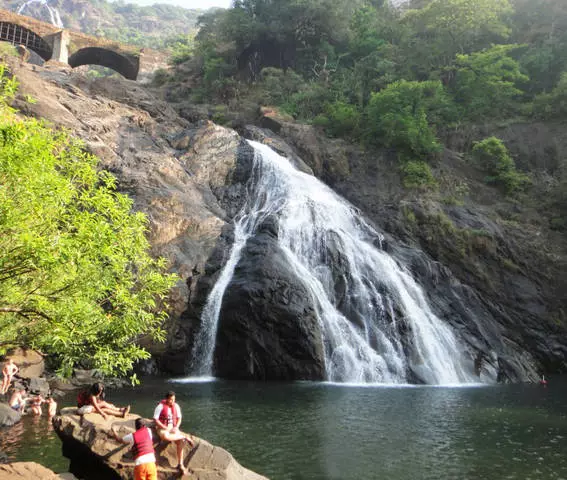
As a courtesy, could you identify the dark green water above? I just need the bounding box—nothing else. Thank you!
[2,378,567,480]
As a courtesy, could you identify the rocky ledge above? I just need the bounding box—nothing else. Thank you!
[0,462,76,479]
[52,408,268,480]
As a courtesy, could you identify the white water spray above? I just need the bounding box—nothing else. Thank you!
[17,0,64,28]
[192,141,478,384]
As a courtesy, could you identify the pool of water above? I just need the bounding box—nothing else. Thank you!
[2,377,567,479]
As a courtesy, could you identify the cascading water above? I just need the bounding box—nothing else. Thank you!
[17,0,64,28]
[191,141,478,384]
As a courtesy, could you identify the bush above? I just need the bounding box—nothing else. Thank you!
[258,68,304,105]
[533,72,567,119]
[400,160,438,189]
[313,101,361,138]
[472,137,529,194]
[281,82,335,120]
[364,80,449,159]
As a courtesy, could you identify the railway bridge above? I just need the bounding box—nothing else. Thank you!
[0,8,167,80]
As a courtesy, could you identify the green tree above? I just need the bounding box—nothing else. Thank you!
[403,0,512,73]
[472,136,529,194]
[0,68,177,379]
[533,72,567,119]
[511,0,567,94]
[364,80,452,158]
[451,45,529,120]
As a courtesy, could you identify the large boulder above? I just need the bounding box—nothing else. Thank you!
[214,218,326,380]
[0,462,65,480]
[0,403,21,427]
[6,349,44,379]
[53,408,268,480]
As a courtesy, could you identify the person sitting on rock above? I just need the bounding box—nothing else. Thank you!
[153,391,195,475]
[31,394,45,415]
[1,359,19,394]
[112,418,157,480]
[9,388,27,414]
[77,382,130,420]
[47,396,58,418]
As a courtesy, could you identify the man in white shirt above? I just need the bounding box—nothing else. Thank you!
[112,418,157,480]
[153,391,195,475]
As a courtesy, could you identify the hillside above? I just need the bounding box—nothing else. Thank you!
[0,0,204,48]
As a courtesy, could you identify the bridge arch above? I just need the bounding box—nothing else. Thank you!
[0,21,52,61]
[68,47,138,80]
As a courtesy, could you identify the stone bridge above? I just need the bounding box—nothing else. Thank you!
[0,8,167,81]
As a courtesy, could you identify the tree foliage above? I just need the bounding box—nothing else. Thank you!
[364,80,449,158]
[451,45,529,120]
[0,67,177,379]
[533,72,567,118]
[472,137,529,194]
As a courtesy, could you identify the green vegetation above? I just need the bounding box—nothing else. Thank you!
[364,80,447,157]
[401,160,438,190]
[472,137,530,194]
[167,0,567,198]
[451,45,529,121]
[0,66,177,380]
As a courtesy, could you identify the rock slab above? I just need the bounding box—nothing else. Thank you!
[0,462,71,480]
[53,408,268,480]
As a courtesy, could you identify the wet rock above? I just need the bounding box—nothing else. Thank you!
[215,219,325,380]
[28,377,50,396]
[53,408,268,480]
[0,403,21,427]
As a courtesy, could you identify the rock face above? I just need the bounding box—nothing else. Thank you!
[9,58,245,372]
[53,408,268,480]
[214,218,326,380]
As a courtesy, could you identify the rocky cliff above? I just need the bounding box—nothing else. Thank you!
[6,57,567,383]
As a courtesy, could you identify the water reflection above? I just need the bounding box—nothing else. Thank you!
[3,379,567,480]
[0,413,68,472]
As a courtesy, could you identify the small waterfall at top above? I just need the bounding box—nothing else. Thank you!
[17,0,64,28]
[191,141,477,384]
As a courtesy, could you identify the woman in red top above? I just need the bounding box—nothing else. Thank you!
[77,382,130,420]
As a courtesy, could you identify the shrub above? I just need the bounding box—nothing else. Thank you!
[258,68,304,105]
[472,136,529,194]
[281,82,335,120]
[364,80,449,159]
[313,101,361,138]
[400,160,438,189]
[533,72,567,119]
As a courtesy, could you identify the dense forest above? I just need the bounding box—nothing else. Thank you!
[161,0,566,227]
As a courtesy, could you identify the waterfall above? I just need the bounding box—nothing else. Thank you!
[191,140,478,384]
[17,0,64,28]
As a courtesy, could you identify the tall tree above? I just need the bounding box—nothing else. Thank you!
[403,0,513,74]
[0,67,177,379]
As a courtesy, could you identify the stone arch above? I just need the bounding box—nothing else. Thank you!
[68,47,138,80]
[0,21,52,61]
